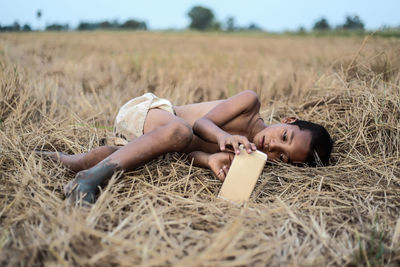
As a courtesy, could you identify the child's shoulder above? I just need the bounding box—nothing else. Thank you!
[227,90,260,112]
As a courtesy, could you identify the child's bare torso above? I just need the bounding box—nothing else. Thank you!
[174,100,223,126]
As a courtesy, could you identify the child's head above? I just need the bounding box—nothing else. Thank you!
[289,119,333,166]
[254,117,333,166]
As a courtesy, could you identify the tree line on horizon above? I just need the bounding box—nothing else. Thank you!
[1,5,399,35]
[0,18,147,32]
[312,15,364,31]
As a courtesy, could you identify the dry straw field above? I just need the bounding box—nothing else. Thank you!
[0,31,399,266]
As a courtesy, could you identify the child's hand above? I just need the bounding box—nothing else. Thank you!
[217,134,256,155]
[207,152,234,181]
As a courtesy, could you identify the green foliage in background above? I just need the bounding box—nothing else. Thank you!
[187,6,215,31]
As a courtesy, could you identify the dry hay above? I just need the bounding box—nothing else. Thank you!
[0,32,399,266]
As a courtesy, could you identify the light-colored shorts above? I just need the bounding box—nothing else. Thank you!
[113,93,175,143]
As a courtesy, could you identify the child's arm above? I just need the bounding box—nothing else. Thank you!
[193,90,259,155]
[188,151,210,168]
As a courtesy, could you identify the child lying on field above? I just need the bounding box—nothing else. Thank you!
[41,90,333,204]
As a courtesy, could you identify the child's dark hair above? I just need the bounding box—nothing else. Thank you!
[291,120,333,167]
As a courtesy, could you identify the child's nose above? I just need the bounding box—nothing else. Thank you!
[269,139,278,151]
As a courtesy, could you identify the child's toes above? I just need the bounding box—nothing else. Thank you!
[65,183,95,206]
[64,179,97,205]
[35,151,63,162]
[63,179,78,197]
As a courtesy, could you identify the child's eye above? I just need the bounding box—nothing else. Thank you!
[282,130,287,141]
[279,153,284,161]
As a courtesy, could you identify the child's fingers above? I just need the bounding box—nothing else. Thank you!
[218,168,225,181]
[219,140,226,151]
[238,136,253,153]
[251,143,257,151]
[223,165,229,176]
[231,141,240,155]
[243,140,253,153]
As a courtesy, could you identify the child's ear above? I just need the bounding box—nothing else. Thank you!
[281,117,298,124]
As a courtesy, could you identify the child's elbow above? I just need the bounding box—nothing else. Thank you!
[242,90,260,108]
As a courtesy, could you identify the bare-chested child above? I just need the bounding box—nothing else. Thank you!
[41,90,333,204]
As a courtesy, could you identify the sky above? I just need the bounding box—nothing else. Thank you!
[1,0,399,31]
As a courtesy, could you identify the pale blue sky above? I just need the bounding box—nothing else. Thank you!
[1,0,399,31]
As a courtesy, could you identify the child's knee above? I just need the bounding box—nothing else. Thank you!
[167,120,193,149]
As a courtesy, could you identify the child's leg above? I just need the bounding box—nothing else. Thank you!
[38,146,120,172]
[65,109,193,203]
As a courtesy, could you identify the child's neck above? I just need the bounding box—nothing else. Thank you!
[248,116,267,142]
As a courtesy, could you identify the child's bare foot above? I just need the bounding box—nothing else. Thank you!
[64,172,98,205]
[64,159,119,205]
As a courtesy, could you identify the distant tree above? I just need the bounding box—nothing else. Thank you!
[36,9,42,31]
[78,22,93,30]
[22,24,32,31]
[209,20,221,31]
[46,23,69,31]
[187,6,215,30]
[12,21,21,31]
[36,10,42,20]
[120,19,147,30]
[111,20,120,28]
[248,23,262,31]
[77,22,89,30]
[99,21,113,29]
[77,22,100,31]
[226,16,235,31]
[313,18,330,31]
[0,23,18,32]
[98,20,121,29]
[77,19,146,31]
[295,26,306,34]
[342,15,364,30]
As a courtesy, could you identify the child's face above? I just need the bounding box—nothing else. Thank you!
[254,118,312,164]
